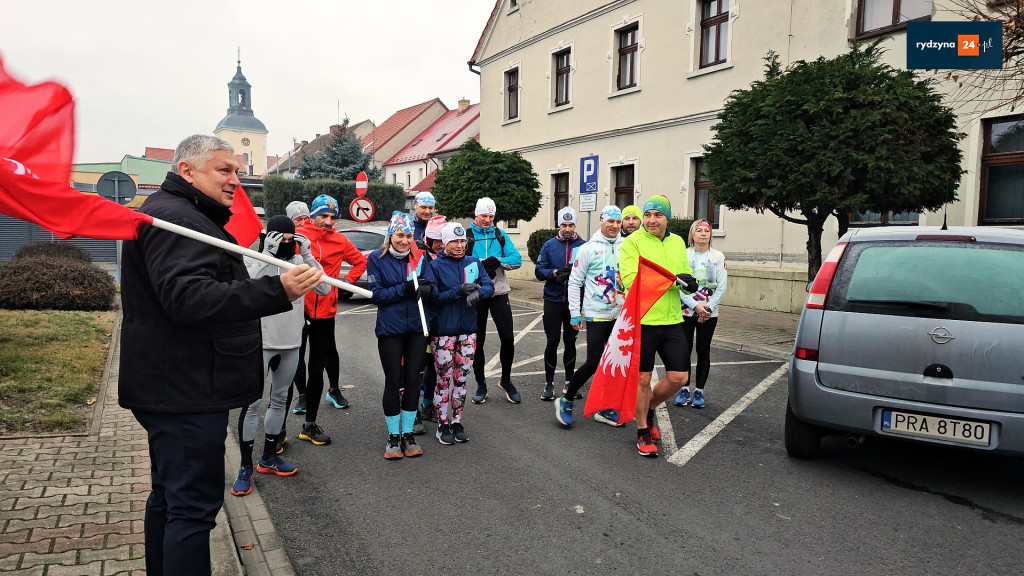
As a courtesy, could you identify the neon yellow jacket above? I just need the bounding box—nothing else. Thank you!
[618,228,692,325]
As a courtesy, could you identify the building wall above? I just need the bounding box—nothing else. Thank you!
[475,0,1021,288]
[214,127,268,176]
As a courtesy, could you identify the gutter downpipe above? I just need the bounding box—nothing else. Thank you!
[467,60,481,76]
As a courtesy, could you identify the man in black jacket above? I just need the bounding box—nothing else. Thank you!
[119,134,322,576]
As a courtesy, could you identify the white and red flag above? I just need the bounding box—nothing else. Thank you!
[583,256,677,424]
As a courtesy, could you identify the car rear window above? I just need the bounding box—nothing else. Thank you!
[342,231,385,251]
[828,241,1024,324]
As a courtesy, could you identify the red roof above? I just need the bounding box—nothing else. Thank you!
[409,171,437,193]
[383,104,479,166]
[144,147,174,161]
[471,1,504,62]
[361,98,446,155]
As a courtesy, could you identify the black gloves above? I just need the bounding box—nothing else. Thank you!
[676,273,698,293]
[404,279,416,295]
[553,266,571,283]
[466,290,481,308]
[460,283,479,294]
[482,256,501,279]
[415,280,433,299]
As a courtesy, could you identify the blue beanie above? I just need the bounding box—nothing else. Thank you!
[310,195,339,218]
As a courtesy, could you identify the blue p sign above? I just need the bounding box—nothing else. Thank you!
[580,155,599,194]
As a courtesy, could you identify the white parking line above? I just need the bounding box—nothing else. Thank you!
[338,303,375,315]
[483,314,544,373]
[667,363,788,467]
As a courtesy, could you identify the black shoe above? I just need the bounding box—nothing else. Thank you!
[326,388,350,409]
[420,404,437,423]
[497,380,521,404]
[298,423,331,445]
[412,410,426,435]
[562,381,583,400]
[540,382,554,401]
[451,422,468,443]
[471,385,487,404]
[292,395,307,414]
[436,424,455,445]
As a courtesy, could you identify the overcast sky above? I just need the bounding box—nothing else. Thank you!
[3,0,496,164]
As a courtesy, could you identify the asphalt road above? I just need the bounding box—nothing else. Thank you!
[237,298,1024,576]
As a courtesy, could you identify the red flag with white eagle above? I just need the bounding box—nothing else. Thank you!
[0,57,152,239]
[583,257,678,424]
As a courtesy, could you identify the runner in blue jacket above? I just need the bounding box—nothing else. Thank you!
[534,206,587,400]
[427,223,495,444]
[368,211,436,459]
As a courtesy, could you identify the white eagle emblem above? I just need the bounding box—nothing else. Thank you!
[598,313,634,378]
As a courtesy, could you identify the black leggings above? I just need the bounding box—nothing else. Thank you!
[563,319,615,400]
[473,294,515,386]
[543,300,577,384]
[292,320,310,395]
[304,316,339,422]
[682,316,718,390]
[378,334,430,416]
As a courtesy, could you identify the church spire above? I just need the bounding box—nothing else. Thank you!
[215,52,267,133]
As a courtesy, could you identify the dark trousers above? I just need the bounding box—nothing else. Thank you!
[473,293,515,386]
[563,319,615,400]
[133,410,228,576]
[682,316,719,389]
[292,320,310,395]
[542,299,577,384]
[378,333,430,416]
[304,316,339,422]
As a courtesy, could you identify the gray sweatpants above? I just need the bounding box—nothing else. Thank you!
[241,348,299,442]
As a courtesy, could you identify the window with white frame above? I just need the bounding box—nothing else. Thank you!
[613,165,635,208]
[554,49,571,107]
[980,115,1024,225]
[553,173,570,220]
[693,159,720,229]
[615,24,639,91]
[700,0,729,68]
[857,0,931,36]
[505,68,520,120]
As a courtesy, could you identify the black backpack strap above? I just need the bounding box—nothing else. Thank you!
[467,228,506,258]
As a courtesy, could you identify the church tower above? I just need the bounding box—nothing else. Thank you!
[214,51,268,176]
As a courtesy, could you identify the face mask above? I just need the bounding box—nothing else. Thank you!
[275,241,295,260]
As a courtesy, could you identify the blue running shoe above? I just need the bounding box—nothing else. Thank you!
[674,388,691,406]
[498,380,521,404]
[326,388,350,409]
[555,397,574,426]
[593,409,625,427]
[471,385,487,404]
[292,395,307,414]
[231,466,253,496]
[256,456,298,477]
[692,389,706,409]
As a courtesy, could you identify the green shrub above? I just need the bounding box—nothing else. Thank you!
[0,256,115,311]
[263,176,306,218]
[527,229,559,264]
[14,241,92,263]
[666,218,695,246]
[262,177,407,222]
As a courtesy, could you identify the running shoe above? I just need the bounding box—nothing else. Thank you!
[401,433,423,457]
[541,382,555,401]
[674,388,691,407]
[256,455,298,477]
[385,434,404,459]
[298,423,331,445]
[593,409,624,427]
[562,381,583,399]
[326,388,350,409]
[412,411,426,435]
[471,385,488,404]
[230,466,253,496]
[292,395,307,414]
[276,436,288,455]
[451,423,468,443]
[420,403,437,423]
[436,424,456,445]
[649,424,661,442]
[497,380,522,404]
[692,389,706,409]
[637,432,658,457]
[555,398,574,427]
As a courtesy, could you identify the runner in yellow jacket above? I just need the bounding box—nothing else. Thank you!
[618,195,697,457]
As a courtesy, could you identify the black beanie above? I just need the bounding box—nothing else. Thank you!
[266,215,294,235]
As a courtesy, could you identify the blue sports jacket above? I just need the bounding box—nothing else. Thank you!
[367,249,436,337]
[427,252,495,336]
[535,233,586,303]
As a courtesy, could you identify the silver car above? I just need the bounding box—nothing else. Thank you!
[335,225,388,300]
[786,226,1024,458]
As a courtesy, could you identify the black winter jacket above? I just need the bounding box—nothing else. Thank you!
[118,173,291,413]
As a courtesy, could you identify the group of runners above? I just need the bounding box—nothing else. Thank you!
[231,189,728,495]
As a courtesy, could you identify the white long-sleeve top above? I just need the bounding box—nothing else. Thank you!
[244,252,330,349]
[567,231,625,321]
[680,247,727,318]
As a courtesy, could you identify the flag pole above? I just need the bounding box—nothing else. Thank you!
[149,218,372,298]
[409,267,429,338]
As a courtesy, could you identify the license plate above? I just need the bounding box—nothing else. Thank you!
[881,410,991,447]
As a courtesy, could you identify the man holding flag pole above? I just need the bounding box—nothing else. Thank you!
[583,195,698,457]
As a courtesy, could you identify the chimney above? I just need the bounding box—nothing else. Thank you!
[315,134,321,139]
[330,124,344,135]
[301,140,308,147]
[458,98,470,112]
[293,141,302,151]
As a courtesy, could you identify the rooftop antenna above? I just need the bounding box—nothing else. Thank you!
[237,46,241,65]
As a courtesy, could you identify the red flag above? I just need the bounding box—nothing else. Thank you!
[224,185,262,248]
[584,257,677,424]
[407,244,426,280]
[0,58,152,239]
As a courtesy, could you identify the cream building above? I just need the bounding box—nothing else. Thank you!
[471,0,1022,310]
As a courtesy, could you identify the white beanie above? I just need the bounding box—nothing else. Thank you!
[475,197,496,217]
[557,206,577,226]
[286,201,310,220]
[441,222,468,246]
[425,216,447,240]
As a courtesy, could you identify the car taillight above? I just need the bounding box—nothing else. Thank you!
[915,234,976,242]
[795,347,819,361]
[805,242,847,309]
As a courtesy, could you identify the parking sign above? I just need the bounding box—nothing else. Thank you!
[580,155,598,195]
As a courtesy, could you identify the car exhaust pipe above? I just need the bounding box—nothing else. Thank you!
[846,434,865,448]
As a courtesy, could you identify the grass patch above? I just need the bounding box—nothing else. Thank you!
[0,309,115,434]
